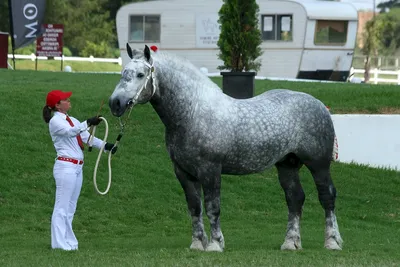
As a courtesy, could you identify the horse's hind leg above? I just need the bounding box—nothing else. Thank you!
[305,160,343,250]
[276,154,304,250]
[201,166,224,252]
[173,163,208,251]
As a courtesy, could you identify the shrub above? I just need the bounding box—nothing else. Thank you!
[63,47,72,57]
[80,40,113,58]
[217,0,263,72]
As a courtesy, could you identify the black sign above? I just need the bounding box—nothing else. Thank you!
[9,0,46,49]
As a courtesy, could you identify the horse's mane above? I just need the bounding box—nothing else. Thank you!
[143,51,222,94]
[155,52,200,72]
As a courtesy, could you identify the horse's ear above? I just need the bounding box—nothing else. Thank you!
[127,43,133,59]
[144,45,151,62]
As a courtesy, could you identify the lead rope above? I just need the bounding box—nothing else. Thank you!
[90,107,134,195]
[92,117,111,195]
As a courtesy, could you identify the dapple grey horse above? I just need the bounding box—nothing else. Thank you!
[109,44,343,252]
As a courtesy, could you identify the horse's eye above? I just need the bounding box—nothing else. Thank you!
[137,73,144,78]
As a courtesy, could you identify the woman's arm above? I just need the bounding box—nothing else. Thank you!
[50,117,88,137]
[80,130,104,149]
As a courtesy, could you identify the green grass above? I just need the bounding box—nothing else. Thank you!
[0,69,399,266]
[254,80,400,114]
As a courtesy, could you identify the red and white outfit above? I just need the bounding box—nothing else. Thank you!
[49,111,103,250]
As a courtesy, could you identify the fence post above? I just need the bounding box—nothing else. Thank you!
[350,66,354,75]
[348,67,354,82]
[397,70,400,85]
[373,68,378,84]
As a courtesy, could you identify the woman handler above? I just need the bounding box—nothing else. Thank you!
[42,90,116,251]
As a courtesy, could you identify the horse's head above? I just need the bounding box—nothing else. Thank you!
[109,44,156,117]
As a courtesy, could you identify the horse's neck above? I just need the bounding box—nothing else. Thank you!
[150,57,223,128]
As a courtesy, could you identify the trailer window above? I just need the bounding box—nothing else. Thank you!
[261,14,292,41]
[129,15,160,42]
[314,20,347,45]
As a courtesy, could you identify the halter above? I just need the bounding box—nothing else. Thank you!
[129,58,157,104]
[116,58,157,133]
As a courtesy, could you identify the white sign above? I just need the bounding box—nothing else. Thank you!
[196,14,220,48]
[263,17,273,31]
[281,16,291,32]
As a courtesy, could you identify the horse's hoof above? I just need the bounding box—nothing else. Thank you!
[205,241,223,252]
[280,239,302,250]
[325,237,343,250]
[190,239,205,251]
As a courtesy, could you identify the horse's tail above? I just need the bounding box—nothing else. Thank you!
[332,135,339,161]
[326,106,339,161]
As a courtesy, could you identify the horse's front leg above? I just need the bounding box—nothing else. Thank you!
[173,162,208,251]
[201,166,224,252]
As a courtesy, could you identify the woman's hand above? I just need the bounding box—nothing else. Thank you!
[87,115,102,126]
[104,143,118,154]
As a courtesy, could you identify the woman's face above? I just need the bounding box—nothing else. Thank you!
[55,98,71,114]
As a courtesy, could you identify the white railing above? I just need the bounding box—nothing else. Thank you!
[350,67,400,85]
[7,53,122,65]
[352,55,400,70]
[6,53,400,85]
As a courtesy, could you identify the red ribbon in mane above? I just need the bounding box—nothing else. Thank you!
[150,45,158,52]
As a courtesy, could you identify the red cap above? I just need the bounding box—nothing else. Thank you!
[150,45,158,52]
[46,90,72,108]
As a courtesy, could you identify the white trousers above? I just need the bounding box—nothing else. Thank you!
[51,160,83,250]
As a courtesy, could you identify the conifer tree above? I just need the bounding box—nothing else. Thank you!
[217,0,263,72]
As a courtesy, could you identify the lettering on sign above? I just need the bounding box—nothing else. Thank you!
[195,14,220,48]
[23,3,39,38]
[36,24,64,57]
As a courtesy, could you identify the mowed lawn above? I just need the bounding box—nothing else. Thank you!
[0,69,399,266]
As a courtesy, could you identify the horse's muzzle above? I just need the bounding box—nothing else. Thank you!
[109,97,127,117]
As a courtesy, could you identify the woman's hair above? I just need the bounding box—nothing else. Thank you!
[42,105,56,123]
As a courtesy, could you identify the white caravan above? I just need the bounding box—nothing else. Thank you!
[116,0,358,81]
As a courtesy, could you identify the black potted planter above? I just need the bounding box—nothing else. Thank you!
[221,71,256,99]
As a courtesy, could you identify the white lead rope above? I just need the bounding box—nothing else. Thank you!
[90,117,113,195]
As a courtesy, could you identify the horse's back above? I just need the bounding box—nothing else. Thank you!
[220,89,335,174]
[249,88,335,147]
[235,89,330,123]
[250,88,316,103]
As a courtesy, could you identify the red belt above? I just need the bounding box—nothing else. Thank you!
[57,156,84,165]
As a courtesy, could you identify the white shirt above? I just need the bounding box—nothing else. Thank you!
[49,112,104,160]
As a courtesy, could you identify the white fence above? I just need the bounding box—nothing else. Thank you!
[352,55,400,70]
[350,67,400,85]
[6,54,400,85]
[7,53,122,65]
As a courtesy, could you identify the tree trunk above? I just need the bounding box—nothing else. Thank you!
[364,56,371,83]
